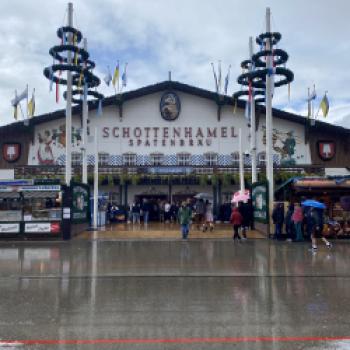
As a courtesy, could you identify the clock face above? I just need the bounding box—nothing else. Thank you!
[160,92,181,121]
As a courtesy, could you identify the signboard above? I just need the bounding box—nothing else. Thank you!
[71,184,90,223]
[24,222,60,233]
[251,181,269,224]
[0,179,33,186]
[146,167,193,175]
[0,223,20,233]
[0,185,60,193]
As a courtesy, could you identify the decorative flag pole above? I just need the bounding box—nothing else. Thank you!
[65,2,73,186]
[265,7,274,232]
[249,37,257,184]
[82,38,88,184]
[239,128,245,194]
[93,127,99,229]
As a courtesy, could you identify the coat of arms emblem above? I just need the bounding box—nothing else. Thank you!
[160,92,181,121]
[318,141,335,161]
[2,143,21,163]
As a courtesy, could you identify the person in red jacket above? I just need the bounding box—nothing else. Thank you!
[230,207,243,240]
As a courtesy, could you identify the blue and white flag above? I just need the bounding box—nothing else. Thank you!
[121,63,128,87]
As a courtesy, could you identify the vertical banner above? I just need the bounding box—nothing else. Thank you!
[71,182,90,223]
[251,181,269,224]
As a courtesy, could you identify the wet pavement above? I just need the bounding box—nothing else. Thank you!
[0,238,350,349]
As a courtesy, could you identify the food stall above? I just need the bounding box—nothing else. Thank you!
[0,179,90,239]
[275,176,350,237]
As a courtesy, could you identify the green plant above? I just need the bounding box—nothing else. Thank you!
[131,174,140,185]
[119,174,129,185]
[199,174,208,186]
[211,174,219,186]
[222,173,232,187]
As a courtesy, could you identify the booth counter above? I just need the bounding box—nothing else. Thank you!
[0,180,90,239]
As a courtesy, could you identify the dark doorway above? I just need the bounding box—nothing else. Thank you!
[135,194,168,221]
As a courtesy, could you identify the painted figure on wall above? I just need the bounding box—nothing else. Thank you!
[262,126,299,165]
[37,130,54,165]
[34,124,82,165]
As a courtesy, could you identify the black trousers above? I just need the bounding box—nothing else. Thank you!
[233,225,241,239]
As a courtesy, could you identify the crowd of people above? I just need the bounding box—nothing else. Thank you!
[272,202,332,251]
[106,197,336,251]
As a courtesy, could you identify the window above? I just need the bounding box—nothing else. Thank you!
[204,152,218,166]
[150,153,164,166]
[72,152,82,166]
[98,152,110,166]
[123,153,137,166]
[257,152,266,166]
[177,153,191,166]
[231,152,240,166]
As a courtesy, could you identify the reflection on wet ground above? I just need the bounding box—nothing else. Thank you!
[0,239,349,349]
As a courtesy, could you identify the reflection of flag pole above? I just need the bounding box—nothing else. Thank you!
[239,128,245,194]
[93,127,99,229]
[265,7,274,235]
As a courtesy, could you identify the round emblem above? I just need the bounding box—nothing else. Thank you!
[160,92,181,121]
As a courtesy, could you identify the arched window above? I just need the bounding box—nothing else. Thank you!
[122,153,137,166]
[150,153,164,166]
[204,152,218,166]
[257,152,266,166]
[72,152,82,166]
[231,152,240,166]
[177,153,191,166]
[98,152,110,166]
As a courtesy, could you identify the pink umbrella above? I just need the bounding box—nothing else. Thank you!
[231,190,250,203]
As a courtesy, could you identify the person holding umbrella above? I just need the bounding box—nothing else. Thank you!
[302,200,332,251]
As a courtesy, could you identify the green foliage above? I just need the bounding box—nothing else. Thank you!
[199,174,208,186]
[222,173,232,187]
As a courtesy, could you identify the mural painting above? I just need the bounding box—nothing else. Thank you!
[262,126,301,166]
[35,124,82,165]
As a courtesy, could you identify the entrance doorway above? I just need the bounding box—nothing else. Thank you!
[135,194,168,221]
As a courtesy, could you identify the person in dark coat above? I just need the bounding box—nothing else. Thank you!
[272,203,284,240]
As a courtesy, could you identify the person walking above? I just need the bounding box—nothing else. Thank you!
[204,200,214,232]
[141,199,151,225]
[272,203,284,240]
[292,205,304,241]
[131,201,141,224]
[178,201,192,240]
[195,198,206,231]
[238,202,249,239]
[230,207,243,240]
[309,207,332,251]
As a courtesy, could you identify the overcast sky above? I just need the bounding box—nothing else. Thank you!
[0,0,349,128]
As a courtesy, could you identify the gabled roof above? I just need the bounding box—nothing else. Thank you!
[1,80,349,135]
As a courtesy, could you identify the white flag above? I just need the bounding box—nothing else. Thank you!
[103,71,112,86]
[11,86,28,106]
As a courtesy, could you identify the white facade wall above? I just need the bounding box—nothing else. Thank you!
[28,90,311,167]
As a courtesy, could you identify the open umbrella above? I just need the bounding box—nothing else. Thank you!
[231,190,250,203]
[194,192,213,200]
[301,199,326,209]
